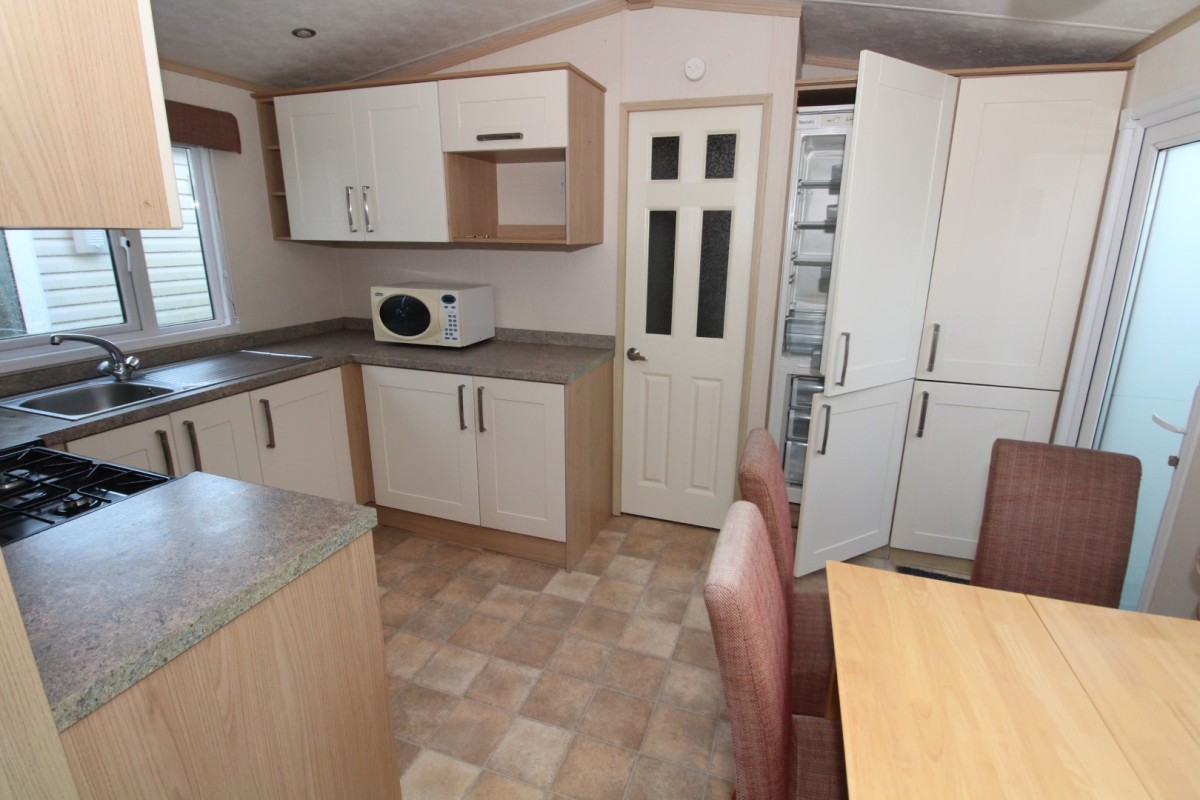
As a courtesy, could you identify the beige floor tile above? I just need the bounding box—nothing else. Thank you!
[572,550,614,576]
[466,657,541,711]
[635,587,689,624]
[520,671,595,729]
[592,529,627,552]
[544,571,599,602]
[604,554,656,585]
[450,613,516,655]
[376,555,418,587]
[391,682,460,744]
[619,616,681,659]
[467,771,546,800]
[394,738,422,778]
[682,596,711,631]
[547,636,613,683]
[503,559,560,591]
[379,589,426,628]
[389,536,438,563]
[705,774,734,800]
[385,631,440,681]
[551,736,637,800]
[435,573,498,608]
[463,551,522,582]
[497,623,563,669]
[602,515,638,533]
[618,535,667,560]
[601,649,668,699]
[401,750,480,800]
[427,699,514,766]
[522,594,584,631]
[413,644,489,696]
[579,688,653,750]
[372,525,409,556]
[660,661,723,717]
[589,578,643,613]
[648,562,697,594]
[630,517,675,538]
[642,705,717,771]
[625,756,708,800]
[568,605,630,646]
[428,542,480,572]
[404,600,471,641]
[708,717,734,779]
[673,627,719,672]
[658,542,708,570]
[394,565,454,598]
[487,718,573,788]
[478,583,539,621]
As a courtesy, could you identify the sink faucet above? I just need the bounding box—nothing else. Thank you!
[50,334,141,382]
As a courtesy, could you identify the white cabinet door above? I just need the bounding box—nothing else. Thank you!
[353,83,449,242]
[251,370,355,503]
[920,72,1125,390]
[276,90,360,241]
[476,377,566,541]
[823,52,957,397]
[362,366,480,524]
[170,394,263,483]
[438,70,569,152]
[67,415,178,476]
[794,380,911,576]
[890,381,1059,559]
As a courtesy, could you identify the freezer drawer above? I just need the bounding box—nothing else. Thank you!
[784,440,807,485]
[789,375,824,408]
[786,408,811,442]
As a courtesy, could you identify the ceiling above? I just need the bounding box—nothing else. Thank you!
[149,0,1199,89]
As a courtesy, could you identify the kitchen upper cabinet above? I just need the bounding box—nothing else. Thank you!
[438,70,570,152]
[0,0,180,230]
[275,82,448,242]
[250,371,356,503]
[890,381,1059,559]
[822,52,957,397]
[919,71,1126,390]
[362,366,567,540]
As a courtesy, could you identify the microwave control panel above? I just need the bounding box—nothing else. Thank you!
[440,293,460,342]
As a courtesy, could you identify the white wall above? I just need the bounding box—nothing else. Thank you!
[335,7,800,426]
[159,71,344,334]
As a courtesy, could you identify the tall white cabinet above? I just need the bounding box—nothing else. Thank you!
[793,64,1126,571]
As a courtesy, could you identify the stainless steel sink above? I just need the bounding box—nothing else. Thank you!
[3,379,180,420]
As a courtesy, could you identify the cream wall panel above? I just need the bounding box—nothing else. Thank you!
[1126,19,1200,109]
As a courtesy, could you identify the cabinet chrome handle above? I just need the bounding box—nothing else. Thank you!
[477,386,486,433]
[818,403,831,455]
[836,332,851,387]
[156,429,176,477]
[916,391,930,438]
[458,384,468,431]
[626,347,648,362]
[476,132,524,141]
[362,185,373,233]
[346,186,357,232]
[927,323,941,372]
[260,398,277,448]
[183,420,203,472]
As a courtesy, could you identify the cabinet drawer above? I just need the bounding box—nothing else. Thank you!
[438,71,569,152]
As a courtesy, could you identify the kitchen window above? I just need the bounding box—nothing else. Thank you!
[0,146,234,364]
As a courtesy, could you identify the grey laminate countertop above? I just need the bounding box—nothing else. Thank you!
[4,472,377,731]
[0,326,613,450]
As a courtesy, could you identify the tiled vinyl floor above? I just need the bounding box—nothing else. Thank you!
[374,515,974,799]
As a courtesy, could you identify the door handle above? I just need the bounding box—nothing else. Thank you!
[926,323,941,372]
[346,186,357,232]
[835,332,850,387]
[156,429,176,477]
[260,398,277,448]
[457,384,468,431]
[477,386,486,433]
[362,185,373,233]
[818,403,831,455]
[626,347,648,362]
[915,391,930,438]
[1152,414,1187,435]
[183,420,203,471]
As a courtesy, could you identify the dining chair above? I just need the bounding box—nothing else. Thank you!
[971,438,1141,608]
[738,428,834,717]
[705,501,847,800]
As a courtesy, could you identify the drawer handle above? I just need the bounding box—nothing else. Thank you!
[156,429,176,477]
[916,391,930,438]
[260,398,277,448]
[477,386,486,433]
[183,420,203,471]
[927,323,941,372]
[458,384,468,431]
[476,132,524,141]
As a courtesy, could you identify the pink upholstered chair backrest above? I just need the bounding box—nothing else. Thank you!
[738,428,795,605]
[971,439,1141,608]
[705,501,794,800]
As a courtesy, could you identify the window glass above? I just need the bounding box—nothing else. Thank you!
[143,149,215,327]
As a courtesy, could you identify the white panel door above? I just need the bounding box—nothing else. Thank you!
[362,366,480,524]
[67,416,177,476]
[823,51,957,397]
[794,380,911,576]
[476,377,566,540]
[353,83,449,242]
[890,381,1059,559]
[275,90,359,241]
[170,394,263,483]
[622,104,763,528]
[920,72,1126,390]
[251,370,355,503]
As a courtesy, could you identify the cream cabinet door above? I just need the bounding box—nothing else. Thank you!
[919,72,1126,390]
[170,394,263,483]
[362,366,480,524]
[890,381,1059,559]
[250,370,355,503]
[275,90,360,241]
[794,380,911,576]
[67,415,178,476]
[438,70,569,152]
[476,377,566,541]
[822,51,957,396]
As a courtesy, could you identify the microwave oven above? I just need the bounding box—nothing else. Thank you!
[371,283,495,347]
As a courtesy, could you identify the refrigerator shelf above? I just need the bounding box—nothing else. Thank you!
[794,221,836,230]
[791,256,832,266]
[798,179,842,191]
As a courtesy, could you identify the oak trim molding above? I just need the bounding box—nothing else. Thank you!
[159,58,274,93]
[1116,4,1200,61]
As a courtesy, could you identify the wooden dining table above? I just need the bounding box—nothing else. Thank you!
[826,561,1200,799]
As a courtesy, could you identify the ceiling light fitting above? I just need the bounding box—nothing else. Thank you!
[291,27,316,39]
